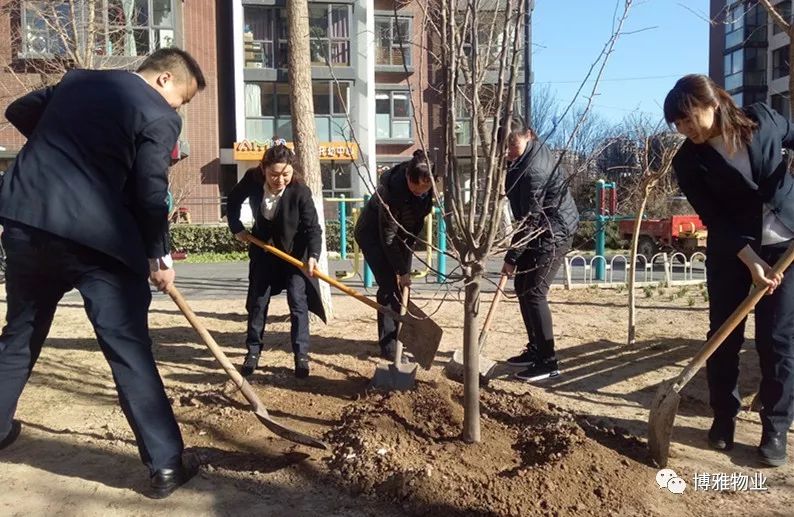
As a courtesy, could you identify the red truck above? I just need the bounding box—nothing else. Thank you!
[618,214,707,258]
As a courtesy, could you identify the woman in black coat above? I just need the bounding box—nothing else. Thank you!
[226,144,326,379]
[664,74,794,467]
[354,150,434,359]
[501,118,579,383]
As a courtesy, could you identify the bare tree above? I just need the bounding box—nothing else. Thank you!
[286,0,333,316]
[625,130,683,345]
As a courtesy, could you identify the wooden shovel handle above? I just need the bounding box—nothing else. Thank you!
[394,285,410,364]
[246,235,400,320]
[675,241,794,391]
[166,284,267,414]
[477,274,509,351]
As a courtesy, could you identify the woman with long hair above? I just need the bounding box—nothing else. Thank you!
[226,144,326,379]
[664,74,794,467]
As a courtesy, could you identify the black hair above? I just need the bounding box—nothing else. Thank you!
[663,74,756,153]
[137,47,207,90]
[406,149,433,183]
[497,116,536,146]
[260,143,301,182]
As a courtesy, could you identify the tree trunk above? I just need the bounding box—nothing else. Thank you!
[462,264,482,443]
[627,187,651,346]
[286,0,332,317]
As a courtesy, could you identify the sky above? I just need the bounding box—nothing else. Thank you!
[532,0,710,124]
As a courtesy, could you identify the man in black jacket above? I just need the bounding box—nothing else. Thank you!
[501,119,579,382]
[0,48,205,498]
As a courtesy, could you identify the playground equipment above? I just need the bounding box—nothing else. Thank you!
[326,196,448,287]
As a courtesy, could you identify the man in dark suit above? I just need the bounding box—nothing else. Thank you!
[0,48,206,498]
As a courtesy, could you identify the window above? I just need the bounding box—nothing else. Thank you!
[244,81,350,142]
[724,48,744,90]
[321,162,353,198]
[724,3,745,48]
[773,1,791,35]
[375,15,411,67]
[773,45,790,80]
[772,92,790,118]
[21,0,175,58]
[308,4,351,66]
[243,6,288,69]
[376,90,412,140]
[244,82,293,141]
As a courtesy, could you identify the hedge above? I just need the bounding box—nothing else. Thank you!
[170,219,626,255]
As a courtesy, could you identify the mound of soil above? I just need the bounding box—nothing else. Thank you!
[325,381,685,516]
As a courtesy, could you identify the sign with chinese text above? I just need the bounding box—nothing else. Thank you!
[233,140,359,162]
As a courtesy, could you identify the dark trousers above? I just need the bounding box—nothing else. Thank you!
[245,247,310,358]
[514,239,571,359]
[358,241,401,354]
[706,240,794,434]
[0,223,183,473]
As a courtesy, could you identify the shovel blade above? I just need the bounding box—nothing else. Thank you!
[370,362,418,391]
[647,379,681,468]
[253,408,328,450]
[398,301,443,370]
[443,349,497,382]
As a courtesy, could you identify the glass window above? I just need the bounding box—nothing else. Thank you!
[245,80,351,142]
[21,0,175,58]
[773,45,790,80]
[375,90,412,140]
[374,15,412,66]
[321,162,353,197]
[774,1,791,35]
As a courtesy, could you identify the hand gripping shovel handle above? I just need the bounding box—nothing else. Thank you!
[166,284,327,449]
[246,235,402,320]
[477,274,509,352]
[674,241,794,393]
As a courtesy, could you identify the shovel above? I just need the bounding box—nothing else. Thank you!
[246,235,442,369]
[444,274,508,382]
[166,285,328,450]
[371,285,417,391]
[648,242,794,467]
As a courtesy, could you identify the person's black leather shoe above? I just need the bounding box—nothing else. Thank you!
[295,356,310,379]
[758,431,787,467]
[241,349,261,378]
[0,420,21,450]
[707,416,736,451]
[148,463,199,499]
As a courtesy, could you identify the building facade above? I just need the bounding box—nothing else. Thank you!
[710,0,792,116]
[0,0,223,223]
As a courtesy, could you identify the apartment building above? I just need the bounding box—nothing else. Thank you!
[709,0,792,116]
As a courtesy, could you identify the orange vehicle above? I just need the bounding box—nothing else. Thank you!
[619,214,707,258]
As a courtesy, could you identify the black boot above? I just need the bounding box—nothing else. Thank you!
[758,430,787,467]
[507,343,540,366]
[148,462,199,499]
[0,420,21,450]
[707,416,736,451]
[294,355,310,379]
[241,349,261,377]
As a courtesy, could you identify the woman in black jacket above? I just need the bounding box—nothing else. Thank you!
[501,118,579,383]
[354,150,434,359]
[226,144,326,379]
[664,74,794,467]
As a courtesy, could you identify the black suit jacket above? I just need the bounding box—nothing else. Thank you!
[673,103,794,256]
[504,138,579,264]
[354,161,433,276]
[0,69,180,277]
[226,168,326,322]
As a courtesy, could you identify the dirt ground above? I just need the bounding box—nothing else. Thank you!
[0,283,792,516]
